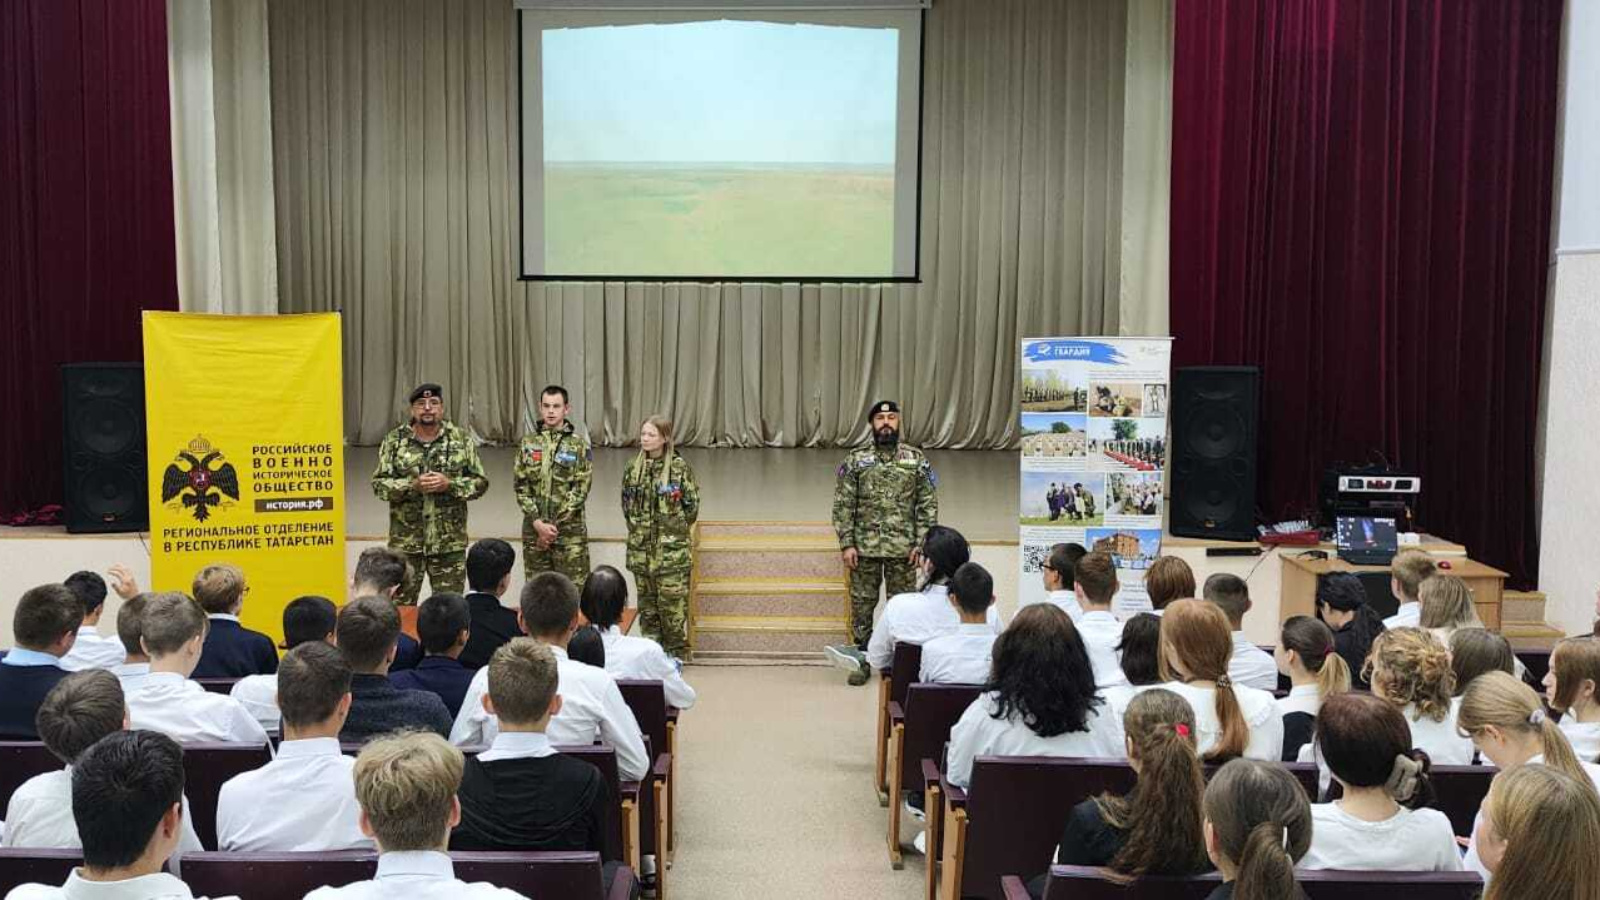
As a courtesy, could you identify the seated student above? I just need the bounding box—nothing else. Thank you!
[124,592,269,744]
[1473,763,1600,900]
[1101,614,1164,712]
[458,539,525,670]
[1031,542,1087,621]
[0,585,83,739]
[1547,636,1600,762]
[581,566,694,707]
[390,593,475,719]
[1199,758,1312,900]
[1274,615,1350,762]
[1142,556,1195,615]
[1298,692,1461,871]
[216,643,371,851]
[1364,627,1474,765]
[337,597,452,742]
[857,526,1000,674]
[304,732,529,900]
[1154,599,1282,763]
[1450,627,1516,697]
[190,564,278,678]
[111,593,153,692]
[919,562,1000,685]
[1418,573,1483,647]
[452,573,649,781]
[3,671,202,855]
[1201,574,1277,692]
[59,572,126,672]
[3,731,219,900]
[351,546,423,671]
[1315,571,1386,691]
[945,604,1123,790]
[1066,552,1129,689]
[230,595,339,730]
[1383,549,1437,630]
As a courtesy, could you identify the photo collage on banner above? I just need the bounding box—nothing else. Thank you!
[1019,337,1172,618]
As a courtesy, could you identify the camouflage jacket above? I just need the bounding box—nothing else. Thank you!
[832,444,938,557]
[371,421,489,554]
[513,421,593,533]
[621,451,699,573]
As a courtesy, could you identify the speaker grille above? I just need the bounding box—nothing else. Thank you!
[1170,366,1259,541]
[62,363,148,533]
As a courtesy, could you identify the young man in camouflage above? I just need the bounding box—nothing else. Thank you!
[370,384,490,605]
[826,400,939,685]
[514,385,593,587]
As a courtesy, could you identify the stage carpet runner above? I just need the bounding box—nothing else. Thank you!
[690,522,850,660]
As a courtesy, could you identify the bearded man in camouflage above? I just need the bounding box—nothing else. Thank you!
[825,400,939,685]
[370,383,490,605]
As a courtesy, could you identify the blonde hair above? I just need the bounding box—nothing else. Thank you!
[192,564,246,615]
[487,638,559,725]
[1365,627,1454,723]
[1389,550,1437,602]
[353,732,464,851]
[139,592,208,656]
[1417,574,1478,630]
[1550,636,1600,719]
[1483,764,1600,900]
[1458,671,1588,785]
[1279,615,1350,702]
[632,415,677,488]
[1159,599,1247,762]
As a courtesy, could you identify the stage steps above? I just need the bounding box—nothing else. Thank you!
[1500,589,1567,649]
[690,522,849,661]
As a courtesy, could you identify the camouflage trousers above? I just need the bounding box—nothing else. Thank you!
[397,550,466,606]
[522,531,591,589]
[636,567,690,661]
[848,556,918,649]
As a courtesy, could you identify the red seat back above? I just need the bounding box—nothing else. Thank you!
[0,741,59,810]
[615,680,668,857]
[180,850,612,900]
[1038,865,1482,899]
[898,683,982,787]
[887,642,924,710]
[555,744,625,863]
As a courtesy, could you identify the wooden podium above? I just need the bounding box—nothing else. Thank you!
[1279,554,1508,630]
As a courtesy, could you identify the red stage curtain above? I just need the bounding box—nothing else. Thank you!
[1170,0,1562,586]
[0,0,178,519]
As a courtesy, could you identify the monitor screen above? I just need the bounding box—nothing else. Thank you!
[1335,516,1398,552]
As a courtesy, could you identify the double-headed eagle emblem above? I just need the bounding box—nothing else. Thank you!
[161,436,240,522]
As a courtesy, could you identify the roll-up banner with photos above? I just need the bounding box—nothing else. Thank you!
[1019,337,1172,617]
[143,312,346,644]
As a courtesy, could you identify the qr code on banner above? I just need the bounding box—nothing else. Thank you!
[1022,544,1050,574]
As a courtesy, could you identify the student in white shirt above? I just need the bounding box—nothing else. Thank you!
[3,671,202,856]
[229,596,340,732]
[1449,628,1516,698]
[862,526,1000,672]
[1546,635,1600,762]
[1273,615,1350,762]
[1417,573,1483,647]
[452,572,650,782]
[1299,692,1461,871]
[123,593,269,745]
[215,643,371,852]
[1365,627,1474,765]
[945,604,1124,789]
[1382,549,1437,630]
[1141,555,1195,616]
[110,593,154,693]
[1100,614,1165,713]
[59,571,128,672]
[4,730,224,900]
[919,562,999,684]
[1028,542,1086,621]
[1471,763,1600,900]
[1200,574,1277,692]
[1155,599,1282,763]
[303,732,528,900]
[1069,552,1129,689]
[580,566,696,709]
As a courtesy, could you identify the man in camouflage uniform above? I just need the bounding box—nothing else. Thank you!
[826,400,939,685]
[621,425,699,660]
[370,383,490,605]
[514,385,593,587]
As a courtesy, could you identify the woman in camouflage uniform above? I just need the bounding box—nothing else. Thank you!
[621,416,700,660]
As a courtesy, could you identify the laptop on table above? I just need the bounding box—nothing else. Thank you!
[1335,516,1399,566]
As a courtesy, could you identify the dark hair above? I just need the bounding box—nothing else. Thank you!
[353,546,408,593]
[1073,551,1118,604]
[1316,572,1386,686]
[541,384,570,404]
[1046,543,1087,586]
[63,571,108,615]
[1316,692,1436,809]
[337,596,402,672]
[466,539,516,592]
[1315,572,1368,612]
[1116,613,1164,686]
[14,584,85,649]
[1203,759,1312,900]
[920,525,970,588]
[985,604,1102,737]
[949,562,994,616]
[73,730,186,869]
[1093,688,1211,878]
[580,566,628,630]
[278,642,352,729]
[1203,573,1250,625]
[520,571,581,640]
[1279,615,1350,700]
[1449,628,1514,697]
[417,593,470,654]
[37,671,125,764]
[567,624,607,668]
[282,596,338,648]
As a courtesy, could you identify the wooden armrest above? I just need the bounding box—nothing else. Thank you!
[1000,875,1032,900]
[620,781,642,802]
[920,758,942,791]
[940,773,968,807]
[888,701,905,723]
[607,866,637,900]
[652,752,672,779]
[665,707,681,724]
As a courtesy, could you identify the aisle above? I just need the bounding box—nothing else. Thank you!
[666,664,926,899]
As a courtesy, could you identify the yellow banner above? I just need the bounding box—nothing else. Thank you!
[143,312,346,644]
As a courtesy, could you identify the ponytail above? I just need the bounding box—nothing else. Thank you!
[1210,675,1249,763]
[1235,821,1301,900]
[1460,671,1596,793]
[1536,712,1587,785]
[1161,600,1250,762]
[1204,759,1311,900]
[1316,653,1352,701]
[1384,750,1436,810]
[1281,616,1350,702]
[1097,688,1211,878]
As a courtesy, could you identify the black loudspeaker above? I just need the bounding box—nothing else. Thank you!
[62,363,148,533]
[1170,366,1259,542]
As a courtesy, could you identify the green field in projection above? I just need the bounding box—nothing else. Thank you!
[543,164,896,278]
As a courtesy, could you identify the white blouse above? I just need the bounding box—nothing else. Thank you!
[1299,802,1463,872]
[945,691,1126,789]
[1154,681,1283,762]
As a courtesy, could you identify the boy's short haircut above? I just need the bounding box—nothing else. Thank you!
[282,595,339,648]
[1073,552,1119,604]
[1046,543,1087,587]
[1143,556,1196,609]
[192,564,247,615]
[1203,573,1251,624]
[353,547,408,594]
[278,642,353,729]
[72,730,185,869]
[115,593,152,657]
[353,732,464,851]
[1390,550,1437,602]
[465,539,516,592]
[14,584,85,650]
[63,571,109,615]
[337,596,402,671]
[486,638,560,725]
[949,562,996,616]
[519,572,580,640]
[417,593,471,654]
[139,593,208,656]
[37,670,125,765]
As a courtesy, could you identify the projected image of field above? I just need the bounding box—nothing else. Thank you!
[544,163,894,278]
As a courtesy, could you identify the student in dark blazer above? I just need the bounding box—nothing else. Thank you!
[390,593,475,718]
[337,596,452,742]
[0,585,84,738]
[458,539,525,670]
[192,564,279,678]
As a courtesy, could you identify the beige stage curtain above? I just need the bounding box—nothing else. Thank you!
[269,0,1172,448]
